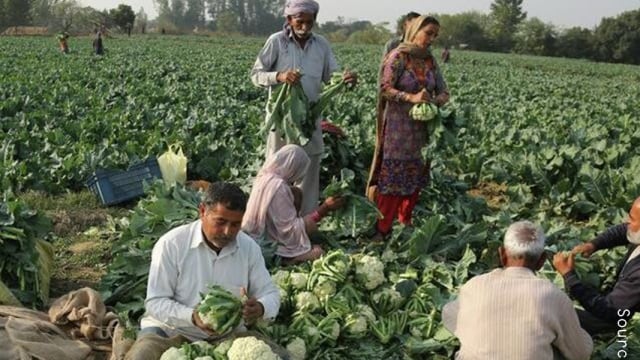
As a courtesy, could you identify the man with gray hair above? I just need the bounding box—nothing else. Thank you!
[442,220,593,360]
[251,0,357,216]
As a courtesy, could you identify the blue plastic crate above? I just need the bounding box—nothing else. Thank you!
[86,158,162,205]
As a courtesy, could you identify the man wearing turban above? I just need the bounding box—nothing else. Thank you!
[251,0,357,216]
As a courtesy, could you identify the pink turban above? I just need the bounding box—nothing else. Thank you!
[284,0,319,17]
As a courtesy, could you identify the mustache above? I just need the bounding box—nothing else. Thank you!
[213,235,233,242]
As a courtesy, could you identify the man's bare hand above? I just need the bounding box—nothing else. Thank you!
[192,310,216,335]
[571,242,597,258]
[553,252,576,276]
[277,69,301,85]
[240,287,264,325]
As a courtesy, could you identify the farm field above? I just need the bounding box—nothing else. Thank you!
[1,35,640,359]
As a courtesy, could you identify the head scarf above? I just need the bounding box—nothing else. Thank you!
[367,15,437,196]
[396,15,433,60]
[242,145,310,239]
[283,0,319,17]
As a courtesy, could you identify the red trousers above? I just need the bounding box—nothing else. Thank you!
[375,191,420,234]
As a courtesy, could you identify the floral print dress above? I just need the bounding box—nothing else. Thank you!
[377,48,445,196]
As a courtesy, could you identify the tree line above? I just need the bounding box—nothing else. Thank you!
[1,0,638,65]
[0,0,139,35]
[435,0,640,65]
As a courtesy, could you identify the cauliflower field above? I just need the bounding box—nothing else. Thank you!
[1,35,640,358]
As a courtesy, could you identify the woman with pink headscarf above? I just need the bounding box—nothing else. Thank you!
[242,145,344,265]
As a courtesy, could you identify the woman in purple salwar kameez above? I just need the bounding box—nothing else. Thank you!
[367,15,450,242]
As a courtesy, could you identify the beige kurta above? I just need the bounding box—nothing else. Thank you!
[442,267,593,360]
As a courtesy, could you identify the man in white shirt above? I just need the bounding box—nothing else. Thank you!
[250,0,357,215]
[139,182,280,340]
[442,221,593,360]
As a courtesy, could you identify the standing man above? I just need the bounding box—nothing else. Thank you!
[251,0,357,216]
[554,196,640,335]
[139,182,280,340]
[383,11,421,56]
[93,31,104,56]
[443,221,593,360]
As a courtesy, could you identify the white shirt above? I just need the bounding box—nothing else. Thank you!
[140,220,280,340]
[251,30,339,155]
[626,245,640,264]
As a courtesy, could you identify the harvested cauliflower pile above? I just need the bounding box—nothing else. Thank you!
[226,336,281,360]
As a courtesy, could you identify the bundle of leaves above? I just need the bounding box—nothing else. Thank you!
[321,168,381,238]
[0,193,53,306]
[99,182,201,317]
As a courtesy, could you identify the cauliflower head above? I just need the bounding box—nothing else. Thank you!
[289,272,308,290]
[286,337,307,360]
[355,255,386,290]
[295,291,321,312]
[227,336,281,360]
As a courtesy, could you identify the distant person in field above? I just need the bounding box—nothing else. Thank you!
[58,32,69,54]
[443,221,593,360]
[441,46,450,63]
[250,0,358,216]
[139,182,279,340]
[93,31,104,55]
[366,15,449,242]
[553,196,640,335]
[383,11,421,56]
[242,145,345,265]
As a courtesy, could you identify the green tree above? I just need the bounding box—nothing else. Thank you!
[5,0,33,26]
[30,0,53,27]
[134,7,148,34]
[438,11,491,50]
[206,0,284,35]
[183,0,205,30]
[556,27,594,59]
[514,17,557,56]
[593,9,640,64]
[50,0,79,32]
[170,0,185,29]
[489,0,527,51]
[347,23,392,45]
[216,9,240,33]
[0,2,6,31]
[109,4,135,35]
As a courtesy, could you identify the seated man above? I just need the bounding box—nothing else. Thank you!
[554,196,640,335]
[442,220,592,360]
[139,182,280,340]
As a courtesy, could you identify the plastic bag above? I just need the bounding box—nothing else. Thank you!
[158,144,187,187]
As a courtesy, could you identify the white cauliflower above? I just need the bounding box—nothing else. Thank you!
[312,277,336,300]
[289,272,308,290]
[355,255,386,290]
[329,322,340,339]
[295,291,321,312]
[286,337,307,360]
[194,357,214,360]
[381,248,398,263]
[271,270,290,289]
[214,339,233,355]
[344,313,368,337]
[356,304,377,322]
[159,347,186,360]
[372,287,403,304]
[227,336,281,360]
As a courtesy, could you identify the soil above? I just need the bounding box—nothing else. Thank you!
[467,181,508,209]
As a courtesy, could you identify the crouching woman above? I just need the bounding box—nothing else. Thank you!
[242,145,343,265]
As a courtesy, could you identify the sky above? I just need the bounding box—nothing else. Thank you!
[82,0,640,29]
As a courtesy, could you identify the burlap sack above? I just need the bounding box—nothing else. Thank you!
[0,309,92,360]
[124,334,187,360]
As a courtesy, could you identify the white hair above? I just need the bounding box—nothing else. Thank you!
[504,221,545,260]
